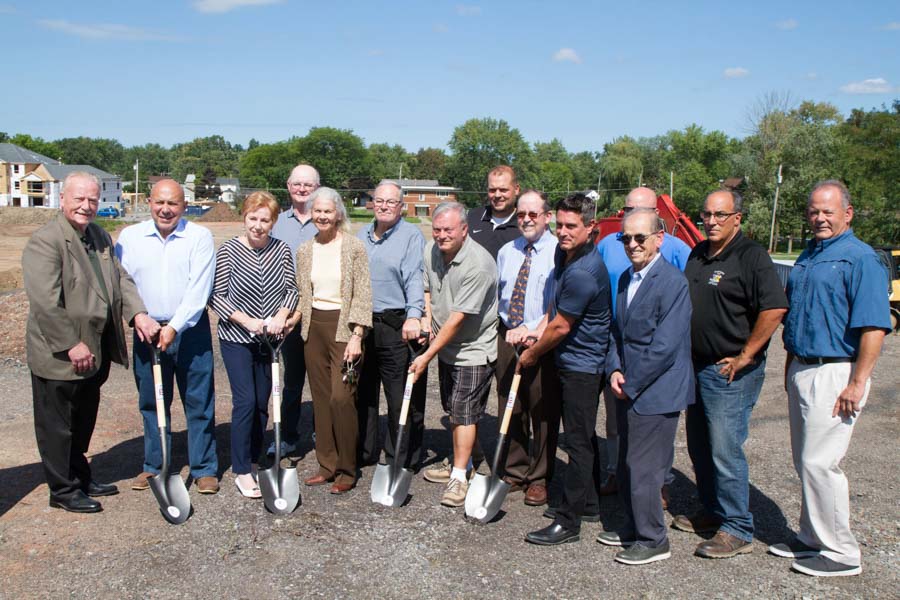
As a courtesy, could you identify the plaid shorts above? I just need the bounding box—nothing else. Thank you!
[438,360,496,426]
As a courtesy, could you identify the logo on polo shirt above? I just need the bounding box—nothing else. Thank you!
[708,270,725,286]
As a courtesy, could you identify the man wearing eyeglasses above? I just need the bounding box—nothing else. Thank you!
[494,190,560,507]
[467,165,522,260]
[675,189,787,559]
[356,181,428,471]
[268,164,320,458]
[596,187,690,504]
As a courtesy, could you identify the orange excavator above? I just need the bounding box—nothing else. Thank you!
[595,193,704,248]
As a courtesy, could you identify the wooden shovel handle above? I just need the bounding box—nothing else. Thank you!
[398,373,415,426]
[271,362,281,423]
[153,363,166,428]
[499,373,521,435]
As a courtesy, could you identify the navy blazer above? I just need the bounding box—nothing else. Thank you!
[606,256,695,415]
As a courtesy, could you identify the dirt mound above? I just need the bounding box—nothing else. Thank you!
[197,203,241,222]
[0,207,57,226]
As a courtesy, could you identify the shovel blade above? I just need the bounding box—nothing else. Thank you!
[149,473,192,525]
[259,464,301,515]
[465,473,510,524]
[370,463,412,507]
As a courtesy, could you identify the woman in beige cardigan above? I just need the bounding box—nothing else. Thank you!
[291,187,372,494]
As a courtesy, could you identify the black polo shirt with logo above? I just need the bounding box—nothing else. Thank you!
[685,231,788,365]
[466,205,520,261]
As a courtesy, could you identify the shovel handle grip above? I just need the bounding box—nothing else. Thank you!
[398,373,414,426]
[153,363,167,428]
[271,362,281,423]
[499,373,521,435]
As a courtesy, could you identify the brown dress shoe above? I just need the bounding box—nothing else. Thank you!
[131,472,154,491]
[695,530,753,559]
[197,476,219,494]
[672,510,722,534]
[502,477,526,493]
[661,484,671,510]
[598,475,618,496]
[304,474,332,486]
[524,484,548,506]
[329,482,354,495]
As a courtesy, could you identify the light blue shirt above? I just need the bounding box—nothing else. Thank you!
[357,219,426,318]
[626,253,662,308]
[271,207,318,256]
[115,218,215,334]
[497,229,557,330]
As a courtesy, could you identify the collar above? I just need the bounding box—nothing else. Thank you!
[480,205,516,227]
[517,229,554,253]
[630,252,662,278]
[445,235,474,266]
[808,228,854,253]
[703,229,745,262]
[142,218,187,240]
[284,207,312,224]
[366,218,403,243]
[555,238,595,270]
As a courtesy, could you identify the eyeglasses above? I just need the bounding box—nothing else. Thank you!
[699,211,738,223]
[618,232,659,245]
[373,197,401,207]
[516,210,546,221]
[288,182,317,190]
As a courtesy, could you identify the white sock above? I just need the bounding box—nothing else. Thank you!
[450,467,467,482]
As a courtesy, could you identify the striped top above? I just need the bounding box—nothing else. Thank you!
[209,236,299,343]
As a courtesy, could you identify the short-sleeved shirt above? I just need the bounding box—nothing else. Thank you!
[685,231,788,365]
[466,205,521,261]
[271,207,318,256]
[548,242,611,374]
[783,229,891,358]
[423,236,499,366]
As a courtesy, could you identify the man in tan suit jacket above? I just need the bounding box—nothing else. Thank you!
[23,171,157,513]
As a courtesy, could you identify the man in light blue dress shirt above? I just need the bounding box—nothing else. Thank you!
[115,179,219,493]
[495,190,559,507]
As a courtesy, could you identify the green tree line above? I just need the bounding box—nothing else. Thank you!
[2,98,897,245]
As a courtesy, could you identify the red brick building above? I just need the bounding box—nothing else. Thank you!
[367,178,460,218]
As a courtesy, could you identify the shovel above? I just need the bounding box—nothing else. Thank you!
[258,328,300,514]
[148,344,192,524]
[371,338,428,507]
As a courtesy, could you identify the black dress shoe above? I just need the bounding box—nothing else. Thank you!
[525,523,580,546]
[85,481,119,497]
[49,490,102,513]
[542,505,601,523]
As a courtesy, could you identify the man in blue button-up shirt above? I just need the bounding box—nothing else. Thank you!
[771,180,890,578]
[116,179,219,494]
[356,181,428,469]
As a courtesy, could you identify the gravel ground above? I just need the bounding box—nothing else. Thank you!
[0,304,897,598]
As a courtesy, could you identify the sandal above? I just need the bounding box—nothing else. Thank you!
[234,474,261,498]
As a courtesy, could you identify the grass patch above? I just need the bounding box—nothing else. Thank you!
[771,252,801,260]
[93,218,121,233]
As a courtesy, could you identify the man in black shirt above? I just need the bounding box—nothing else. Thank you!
[466,165,521,260]
[674,190,788,559]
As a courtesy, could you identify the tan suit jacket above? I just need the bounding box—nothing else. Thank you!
[23,212,146,380]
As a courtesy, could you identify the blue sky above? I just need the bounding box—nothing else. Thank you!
[2,1,898,152]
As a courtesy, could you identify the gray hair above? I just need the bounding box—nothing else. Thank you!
[62,171,101,193]
[623,207,662,233]
[809,179,851,209]
[707,189,743,213]
[433,201,467,222]
[308,186,350,233]
[376,180,403,198]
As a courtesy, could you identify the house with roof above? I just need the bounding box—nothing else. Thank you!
[216,177,240,204]
[366,178,460,218]
[21,164,122,210]
[0,143,60,207]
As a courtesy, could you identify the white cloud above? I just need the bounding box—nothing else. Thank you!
[723,67,749,78]
[0,4,16,14]
[192,0,282,14]
[881,21,900,30]
[839,77,893,94]
[553,48,582,64]
[455,4,481,17]
[775,18,798,30]
[37,19,178,41]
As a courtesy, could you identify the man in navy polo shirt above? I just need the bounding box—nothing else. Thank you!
[769,180,890,578]
[520,192,611,546]
[466,165,522,260]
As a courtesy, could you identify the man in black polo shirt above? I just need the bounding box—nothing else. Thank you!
[675,190,788,559]
[466,165,522,260]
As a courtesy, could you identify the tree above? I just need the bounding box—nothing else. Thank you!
[170,135,242,182]
[533,138,569,164]
[195,167,221,200]
[569,150,600,190]
[536,161,574,201]
[365,143,412,184]
[7,134,61,161]
[239,139,301,194]
[412,147,448,182]
[294,127,367,190]
[55,137,125,173]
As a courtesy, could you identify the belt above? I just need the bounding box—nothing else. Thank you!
[795,356,855,366]
[372,309,405,322]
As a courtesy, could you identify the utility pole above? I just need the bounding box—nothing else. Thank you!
[398,163,403,182]
[768,164,783,254]
[669,171,674,200]
[133,159,140,213]
[595,173,602,218]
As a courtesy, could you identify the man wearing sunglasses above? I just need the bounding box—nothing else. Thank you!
[596,187,691,504]
[675,189,787,559]
[494,190,560,507]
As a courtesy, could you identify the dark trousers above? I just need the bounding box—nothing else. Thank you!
[220,340,271,475]
[279,325,307,446]
[617,400,679,547]
[357,315,427,469]
[495,328,560,487]
[554,369,602,531]
[31,358,111,499]
[133,311,217,478]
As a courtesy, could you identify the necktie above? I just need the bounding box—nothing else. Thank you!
[508,244,534,328]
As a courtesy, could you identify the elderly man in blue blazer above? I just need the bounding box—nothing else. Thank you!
[598,208,694,565]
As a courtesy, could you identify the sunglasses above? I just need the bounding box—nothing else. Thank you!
[618,232,659,245]
[516,210,546,220]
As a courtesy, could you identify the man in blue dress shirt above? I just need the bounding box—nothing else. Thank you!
[770,180,890,578]
[116,179,219,493]
[356,181,428,469]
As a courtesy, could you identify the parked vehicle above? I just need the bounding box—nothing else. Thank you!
[97,206,120,218]
[874,247,900,332]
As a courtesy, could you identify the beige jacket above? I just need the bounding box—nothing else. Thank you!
[23,212,146,380]
[295,233,372,342]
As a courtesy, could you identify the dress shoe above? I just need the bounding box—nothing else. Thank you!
[234,475,261,499]
[49,491,102,513]
[525,523,580,546]
[615,540,671,565]
[329,482,354,495]
[524,484,548,506]
[542,505,601,523]
[598,475,618,496]
[596,530,635,547]
[196,476,219,494]
[672,510,722,534]
[502,477,526,493]
[661,484,670,510]
[131,472,154,491]
[304,474,332,486]
[85,481,119,497]
[695,530,753,559]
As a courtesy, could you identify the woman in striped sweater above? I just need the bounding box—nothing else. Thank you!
[210,191,299,498]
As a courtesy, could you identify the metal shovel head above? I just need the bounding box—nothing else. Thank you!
[259,464,300,515]
[465,473,511,524]
[149,473,192,525]
[370,463,412,507]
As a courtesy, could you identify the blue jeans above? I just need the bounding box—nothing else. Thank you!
[219,339,271,475]
[133,312,217,478]
[686,359,765,542]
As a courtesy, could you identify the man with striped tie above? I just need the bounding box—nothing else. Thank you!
[494,190,559,507]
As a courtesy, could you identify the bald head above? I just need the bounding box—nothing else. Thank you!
[149,178,186,238]
[150,178,184,202]
[625,187,658,210]
[287,164,321,210]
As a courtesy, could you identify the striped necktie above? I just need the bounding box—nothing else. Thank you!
[508,243,534,328]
